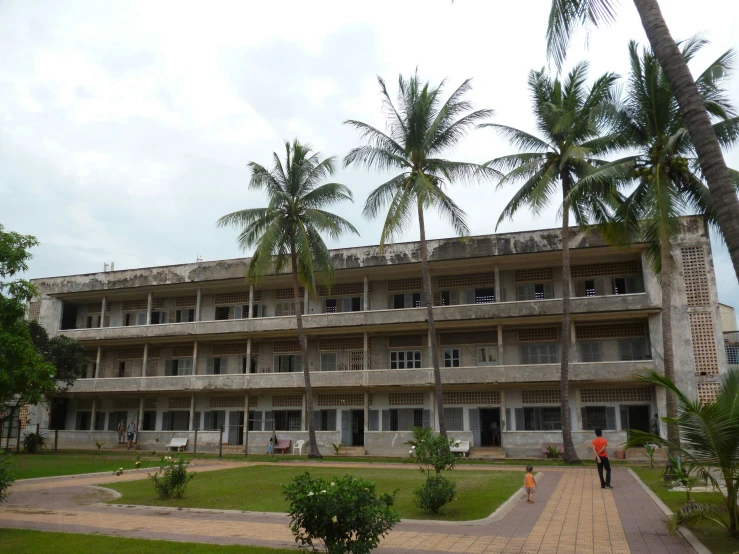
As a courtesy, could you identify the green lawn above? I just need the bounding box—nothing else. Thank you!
[106,465,522,520]
[631,467,739,554]
[0,529,298,554]
[7,452,160,480]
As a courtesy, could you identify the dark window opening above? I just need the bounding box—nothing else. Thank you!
[475,288,495,304]
[61,303,78,330]
[351,297,362,311]
[176,309,195,323]
[585,280,596,296]
[441,290,451,306]
[142,411,157,431]
[412,292,422,307]
[75,411,91,430]
[393,294,405,309]
[325,299,337,313]
[118,361,127,378]
[274,410,301,431]
[215,306,230,320]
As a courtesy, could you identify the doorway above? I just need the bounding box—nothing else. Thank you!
[621,405,651,440]
[49,398,68,430]
[351,410,364,446]
[228,411,245,445]
[479,408,501,447]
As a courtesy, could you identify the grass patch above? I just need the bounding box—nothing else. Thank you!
[7,452,159,480]
[631,467,739,554]
[106,465,521,520]
[0,528,297,553]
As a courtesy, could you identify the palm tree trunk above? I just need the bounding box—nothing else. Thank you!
[417,201,447,438]
[660,236,679,448]
[290,248,320,458]
[560,175,580,464]
[633,0,739,282]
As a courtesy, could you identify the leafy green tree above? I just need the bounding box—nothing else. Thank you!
[575,39,739,447]
[626,369,739,538]
[481,63,622,463]
[218,140,358,458]
[0,225,54,429]
[26,319,88,392]
[546,0,739,287]
[344,73,495,437]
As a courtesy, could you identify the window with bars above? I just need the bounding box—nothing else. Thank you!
[516,407,562,430]
[276,302,300,317]
[443,407,463,431]
[316,409,337,430]
[726,344,739,365]
[443,348,460,368]
[517,282,554,301]
[324,297,363,313]
[206,357,227,375]
[349,351,365,371]
[274,410,302,431]
[618,338,651,361]
[476,346,498,366]
[579,341,602,362]
[582,406,617,430]
[390,350,422,369]
[520,344,558,364]
[388,408,425,431]
[320,352,337,372]
[274,355,302,373]
[391,292,424,309]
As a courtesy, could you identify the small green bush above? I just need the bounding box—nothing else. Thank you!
[22,432,46,454]
[0,450,14,503]
[150,456,195,499]
[414,475,456,514]
[282,472,399,554]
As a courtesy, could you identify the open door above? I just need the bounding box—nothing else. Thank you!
[469,409,480,446]
[228,411,244,445]
[340,410,352,446]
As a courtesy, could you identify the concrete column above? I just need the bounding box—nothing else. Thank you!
[570,320,577,362]
[363,393,369,433]
[142,343,149,377]
[494,265,501,303]
[95,346,102,379]
[90,398,96,431]
[248,284,254,319]
[574,388,582,431]
[246,338,252,374]
[192,340,199,376]
[195,288,202,322]
[189,394,195,431]
[497,324,504,364]
[363,275,369,310]
[303,288,309,315]
[500,390,506,432]
[138,398,144,433]
[363,332,368,370]
[301,393,307,431]
[243,394,250,452]
[146,292,152,325]
[100,296,106,328]
[429,390,436,432]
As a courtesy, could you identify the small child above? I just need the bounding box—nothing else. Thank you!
[524,465,536,504]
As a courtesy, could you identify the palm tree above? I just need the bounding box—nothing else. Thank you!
[546,0,739,287]
[344,73,495,437]
[575,38,739,448]
[218,139,359,458]
[626,369,739,538]
[481,63,622,463]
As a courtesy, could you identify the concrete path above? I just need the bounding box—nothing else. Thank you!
[0,461,696,553]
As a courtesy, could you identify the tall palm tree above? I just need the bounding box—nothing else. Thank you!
[344,73,495,437]
[481,63,622,463]
[546,0,739,288]
[626,368,739,538]
[218,139,359,458]
[575,39,739,447]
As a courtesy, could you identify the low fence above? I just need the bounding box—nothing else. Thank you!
[1,422,60,453]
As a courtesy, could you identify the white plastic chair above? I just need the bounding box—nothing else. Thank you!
[293,439,305,455]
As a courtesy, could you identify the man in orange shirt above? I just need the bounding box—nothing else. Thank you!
[592,428,612,489]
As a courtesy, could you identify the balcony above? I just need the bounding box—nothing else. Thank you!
[64,359,657,394]
[59,293,657,343]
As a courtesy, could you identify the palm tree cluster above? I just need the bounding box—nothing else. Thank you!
[218,40,738,463]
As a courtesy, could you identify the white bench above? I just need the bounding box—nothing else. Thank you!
[450,440,470,457]
[166,438,188,452]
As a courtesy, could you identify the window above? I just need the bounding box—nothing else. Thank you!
[516,282,554,301]
[276,302,298,316]
[444,407,463,431]
[86,362,96,379]
[324,299,337,313]
[207,357,226,375]
[520,407,562,430]
[75,411,91,430]
[520,343,558,364]
[388,408,425,431]
[443,348,460,368]
[392,292,423,309]
[274,355,302,373]
[320,352,337,372]
[175,309,195,323]
[389,350,422,369]
[215,306,230,320]
[325,298,363,313]
[474,288,495,304]
[94,411,106,431]
[117,361,131,378]
[165,358,193,376]
[124,311,146,326]
[241,356,257,374]
[204,410,226,431]
[274,410,302,431]
[584,280,596,296]
[317,409,337,431]
[150,310,168,324]
[440,290,458,306]
[579,341,602,362]
[86,314,101,328]
[162,411,190,431]
[618,338,650,361]
[244,304,265,318]
[477,346,498,366]
[581,406,617,430]
[142,411,157,431]
[612,276,642,295]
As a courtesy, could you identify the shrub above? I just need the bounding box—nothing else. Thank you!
[94,440,105,452]
[545,445,561,459]
[0,450,14,503]
[414,475,456,514]
[150,455,195,499]
[282,472,399,554]
[644,443,656,469]
[408,430,456,478]
[22,431,46,454]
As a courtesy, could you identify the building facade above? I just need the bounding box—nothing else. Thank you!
[25,216,727,457]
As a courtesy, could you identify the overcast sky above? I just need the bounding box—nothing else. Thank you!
[2,1,738,311]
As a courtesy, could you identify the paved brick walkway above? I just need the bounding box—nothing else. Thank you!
[0,462,696,553]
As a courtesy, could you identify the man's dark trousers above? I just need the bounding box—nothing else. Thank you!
[597,457,611,488]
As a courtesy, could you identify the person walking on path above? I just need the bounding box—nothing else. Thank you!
[126,418,137,451]
[116,419,125,444]
[524,465,536,503]
[592,428,612,489]
[649,414,660,438]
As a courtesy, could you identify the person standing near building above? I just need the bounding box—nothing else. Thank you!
[126,418,137,451]
[592,428,612,489]
[116,419,125,444]
[649,414,660,438]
